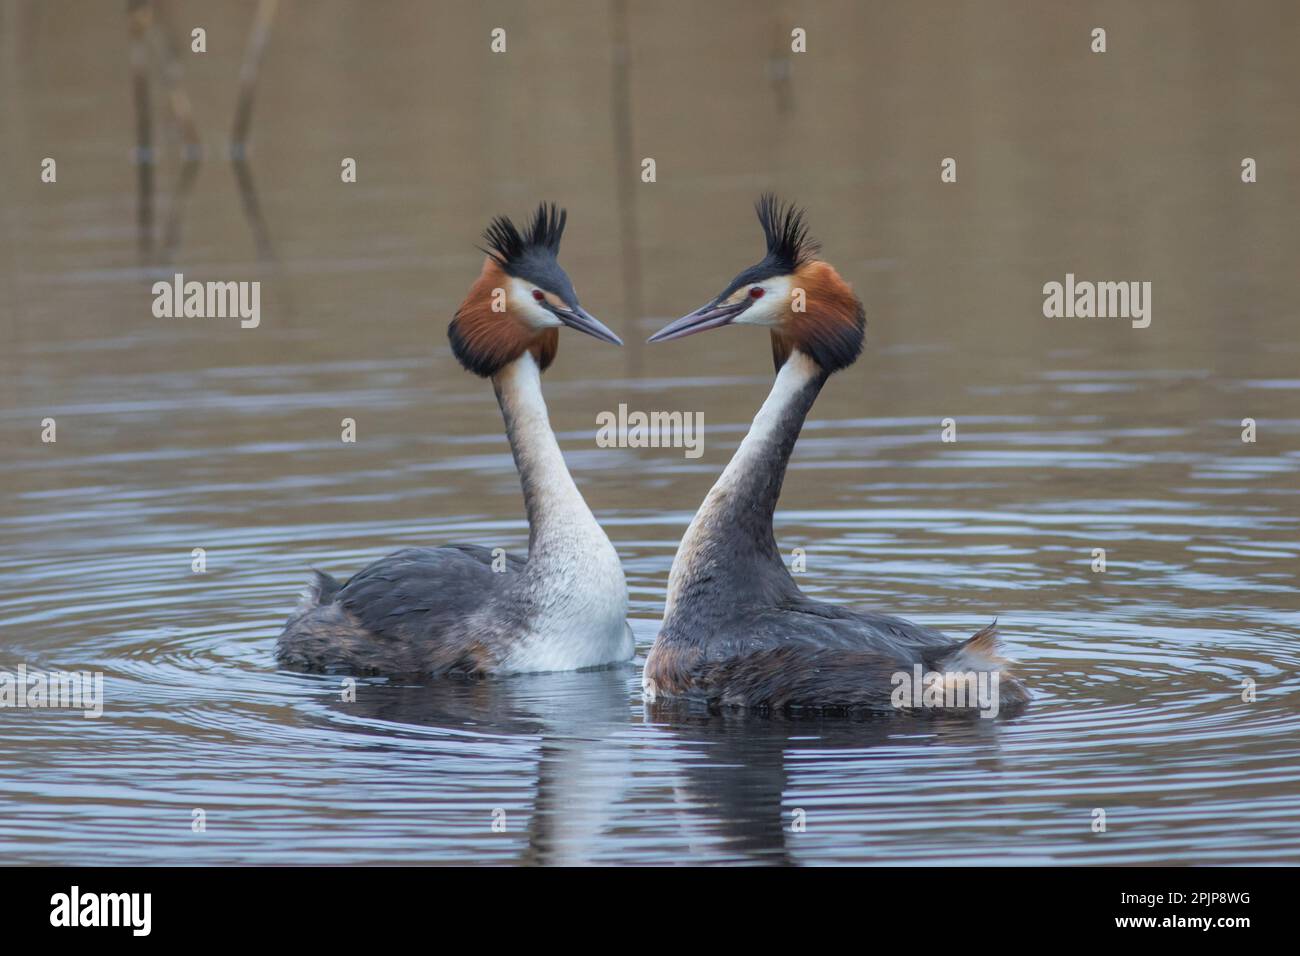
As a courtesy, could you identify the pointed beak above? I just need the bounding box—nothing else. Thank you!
[552,305,623,346]
[647,300,748,343]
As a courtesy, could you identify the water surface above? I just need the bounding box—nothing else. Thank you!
[1,0,1298,864]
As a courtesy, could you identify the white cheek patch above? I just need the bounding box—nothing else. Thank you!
[508,276,561,329]
[734,275,793,327]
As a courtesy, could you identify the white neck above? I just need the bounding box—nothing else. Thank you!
[494,353,601,555]
[701,350,820,508]
[491,353,631,671]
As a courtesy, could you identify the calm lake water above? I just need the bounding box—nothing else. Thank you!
[1,0,1298,864]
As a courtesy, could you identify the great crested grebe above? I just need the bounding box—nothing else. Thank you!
[643,196,1028,715]
[277,204,635,677]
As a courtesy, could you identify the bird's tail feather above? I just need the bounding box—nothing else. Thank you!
[937,619,1008,672]
[296,569,342,610]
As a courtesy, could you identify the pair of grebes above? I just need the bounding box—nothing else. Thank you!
[277,197,1028,714]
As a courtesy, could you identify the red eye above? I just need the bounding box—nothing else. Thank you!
[532,290,545,302]
[750,287,765,298]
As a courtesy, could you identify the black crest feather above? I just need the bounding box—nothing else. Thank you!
[755,194,819,272]
[714,195,823,300]
[480,203,567,274]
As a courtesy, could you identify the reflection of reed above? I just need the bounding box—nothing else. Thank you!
[766,4,796,115]
[159,155,199,263]
[231,0,280,157]
[127,0,154,258]
[130,0,204,261]
[150,2,202,262]
[229,0,281,265]
[127,0,281,274]
[231,157,275,265]
[150,0,201,158]
[609,0,644,376]
[129,0,202,262]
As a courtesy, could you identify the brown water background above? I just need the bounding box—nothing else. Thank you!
[1,0,1297,863]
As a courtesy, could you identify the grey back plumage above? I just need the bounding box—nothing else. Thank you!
[276,546,526,676]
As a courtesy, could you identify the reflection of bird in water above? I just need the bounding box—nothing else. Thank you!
[645,196,1028,716]
[645,699,1009,864]
[319,668,638,866]
[126,0,280,264]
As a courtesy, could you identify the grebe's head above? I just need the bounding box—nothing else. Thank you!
[449,203,621,377]
[648,194,864,374]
